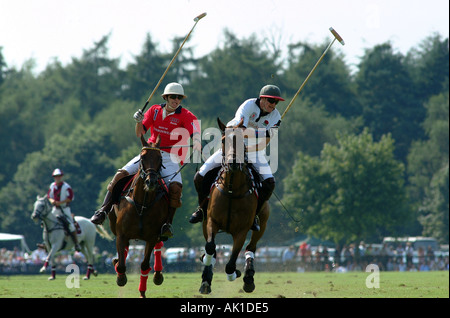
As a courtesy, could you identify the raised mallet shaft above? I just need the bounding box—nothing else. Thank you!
[281,27,345,119]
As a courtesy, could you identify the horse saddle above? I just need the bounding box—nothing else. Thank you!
[205,165,260,199]
[56,215,81,235]
[113,173,169,204]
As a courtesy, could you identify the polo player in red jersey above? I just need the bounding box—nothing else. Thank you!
[90,83,201,241]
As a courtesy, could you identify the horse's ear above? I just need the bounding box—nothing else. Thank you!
[141,135,149,147]
[217,117,226,133]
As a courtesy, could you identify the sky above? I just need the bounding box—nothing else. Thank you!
[0,0,448,74]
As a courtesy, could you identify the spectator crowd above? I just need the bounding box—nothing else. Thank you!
[1,240,448,275]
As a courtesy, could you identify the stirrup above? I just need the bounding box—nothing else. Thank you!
[160,223,174,241]
[251,215,260,231]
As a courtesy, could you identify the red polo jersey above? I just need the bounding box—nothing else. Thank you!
[143,104,200,161]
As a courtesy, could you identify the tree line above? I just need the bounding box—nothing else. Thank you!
[0,29,448,252]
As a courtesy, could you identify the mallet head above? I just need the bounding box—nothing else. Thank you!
[329,27,345,45]
[194,12,207,22]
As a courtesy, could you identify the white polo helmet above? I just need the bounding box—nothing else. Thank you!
[161,82,187,98]
[52,168,64,177]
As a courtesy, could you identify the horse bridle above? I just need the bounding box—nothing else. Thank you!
[32,197,63,232]
[126,146,165,217]
[33,197,52,220]
[217,133,254,199]
[139,146,163,187]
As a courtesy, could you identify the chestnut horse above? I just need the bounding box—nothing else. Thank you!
[109,135,168,298]
[199,118,270,294]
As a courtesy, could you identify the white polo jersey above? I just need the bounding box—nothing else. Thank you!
[227,98,281,139]
[200,98,281,180]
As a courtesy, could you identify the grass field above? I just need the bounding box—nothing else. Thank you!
[0,271,448,298]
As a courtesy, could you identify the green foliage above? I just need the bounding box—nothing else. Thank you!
[283,129,408,244]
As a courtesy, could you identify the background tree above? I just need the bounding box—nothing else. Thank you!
[408,92,449,243]
[282,129,409,245]
[355,43,425,162]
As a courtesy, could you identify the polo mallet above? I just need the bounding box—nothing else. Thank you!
[281,27,345,119]
[141,12,207,112]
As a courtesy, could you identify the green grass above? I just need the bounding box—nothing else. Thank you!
[0,271,448,298]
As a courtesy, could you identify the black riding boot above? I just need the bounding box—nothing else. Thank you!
[251,177,276,231]
[90,191,113,225]
[189,173,208,224]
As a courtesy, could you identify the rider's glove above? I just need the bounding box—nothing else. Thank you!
[134,109,144,123]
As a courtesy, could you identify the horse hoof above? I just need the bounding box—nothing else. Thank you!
[93,270,98,277]
[243,276,255,293]
[243,282,255,293]
[116,274,127,287]
[83,276,89,280]
[199,281,211,294]
[140,291,146,298]
[236,270,242,278]
[48,276,55,281]
[153,271,164,285]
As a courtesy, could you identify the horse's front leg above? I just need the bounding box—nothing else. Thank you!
[42,240,62,280]
[199,219,217,294]
[153,241,164,285]
[242,202,269,293]
[138,242,153,298]
[225,232,246,282]
[114,235,129,287]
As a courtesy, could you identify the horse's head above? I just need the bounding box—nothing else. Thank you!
[218,117,247,171]
[31,195,51,222]
[139,135,163,192]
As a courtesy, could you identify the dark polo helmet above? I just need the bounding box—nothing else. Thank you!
[259,85,285,101]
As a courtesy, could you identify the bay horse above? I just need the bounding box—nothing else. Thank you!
[199,118,270,294]
[108,135,168,298]
[31,195,113,280]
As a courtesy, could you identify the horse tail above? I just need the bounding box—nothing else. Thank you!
[95,224,114,241]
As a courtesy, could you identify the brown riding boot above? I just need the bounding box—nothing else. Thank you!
[160,182,182,241]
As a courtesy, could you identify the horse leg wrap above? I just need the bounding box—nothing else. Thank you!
[202,253,216,266]
[205,241,216,255]
[227,272,237,281]
[139,268,152,292]
[245,251,255,260]
[203,241,216,266]
[86,264,94,279]
[153,241,164,272]
[51,266,56,279]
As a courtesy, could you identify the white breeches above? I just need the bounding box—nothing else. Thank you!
[52,206,75,232]
[122,151,182,185]
[198,149,273,180]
